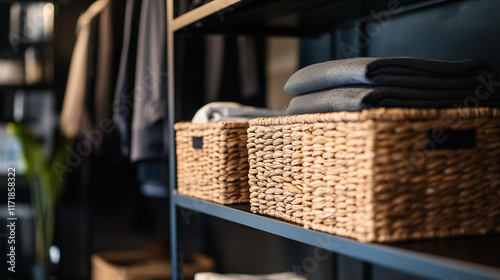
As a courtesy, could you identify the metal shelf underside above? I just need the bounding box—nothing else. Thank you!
[174,193,500,280]
[172,0,451,36]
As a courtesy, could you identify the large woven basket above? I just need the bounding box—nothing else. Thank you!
[248,107,500,242]
[175,121,250,204]
[247,116,308,225]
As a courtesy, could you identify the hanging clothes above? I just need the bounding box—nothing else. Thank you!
[60,0,108,139]
[130,0,168,198]
[130,0,168,162]
[60,0,135,204]
[113,0,142,157]
[93,0,125,155]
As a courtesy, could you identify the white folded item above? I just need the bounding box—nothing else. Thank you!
[194,272,307,280]
[191,102,284,124]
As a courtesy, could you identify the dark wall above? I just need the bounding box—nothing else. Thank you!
[367,0,500,67]
[332,0,500,70]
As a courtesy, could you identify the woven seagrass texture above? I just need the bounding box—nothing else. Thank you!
[175,121,250,204]
[247,116,308,224]
[248,108,500,242]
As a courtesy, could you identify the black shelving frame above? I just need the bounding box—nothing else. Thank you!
[173,193,500,280]
[166,1,500,279]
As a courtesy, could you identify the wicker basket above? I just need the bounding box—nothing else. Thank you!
[91,250,215,280]
[248,107,500,242]
[247,116,308,225]
[175,121,250,204]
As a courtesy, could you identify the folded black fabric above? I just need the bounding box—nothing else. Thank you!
[284,57,496,94]
[286,86,500,115]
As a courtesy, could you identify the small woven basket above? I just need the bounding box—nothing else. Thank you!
[248,107,500,242]
[175,121,250,204]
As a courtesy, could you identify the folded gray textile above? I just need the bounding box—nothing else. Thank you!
[284,57,496,94]
[286,86,500,115]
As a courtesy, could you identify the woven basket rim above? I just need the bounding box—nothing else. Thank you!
[174,121,249,130]
[248,107,500,126]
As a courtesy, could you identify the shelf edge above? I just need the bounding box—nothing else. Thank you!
[173,0,242,31]
[174,193,500,280]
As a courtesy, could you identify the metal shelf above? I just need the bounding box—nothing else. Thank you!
[172,0,451,36]
[174,193,500,280]
[173,0,242,31]
[167,1,500,279]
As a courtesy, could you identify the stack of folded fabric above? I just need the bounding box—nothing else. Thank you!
[284,57,500,114]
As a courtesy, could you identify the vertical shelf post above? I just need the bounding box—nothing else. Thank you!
[166,0,181,279]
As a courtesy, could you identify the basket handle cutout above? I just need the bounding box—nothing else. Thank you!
[427,129,476,150]
[192,136,203,149]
